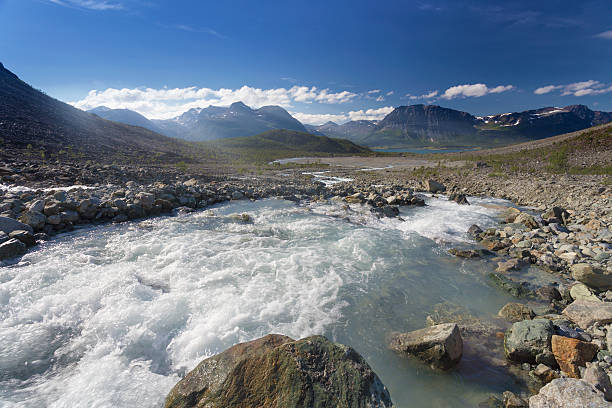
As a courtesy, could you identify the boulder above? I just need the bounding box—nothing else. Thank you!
[569,283,601,303]
[583,363,612,401]
[0,238,26,260]
[388,323,462,370]
[535,286,562,302]
[19,211,46,230]
[370,206,399,218]
[9,230,36,247]
[571,263,612,291]
[498,303,535,322]
[136,192,155,210]
[502,391,527,408]
[0,216,33,234]
[529,378,609,408]
[425,179,446,193]
[551,335,598,378]
[449,193,469,205]
[562,300,612,329]
[504,319,554,363]
[467,224,483,237]
[532,363,559,384]
[231,190,245,200]
[448,248,481,258]
[28,199,45,213]
[514,213,538,230]
[165,334,393,408]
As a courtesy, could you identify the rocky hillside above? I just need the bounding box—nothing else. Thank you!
[152,101,308,141]
[88,106,164,134]
[0,62,191,163]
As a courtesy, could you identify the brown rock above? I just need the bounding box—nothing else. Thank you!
[498,303,535,322]
[551,335,598,378]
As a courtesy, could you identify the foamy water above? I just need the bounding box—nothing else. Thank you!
[1,197,519,407]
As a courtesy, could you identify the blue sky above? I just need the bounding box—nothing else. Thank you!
[1,0,611,123]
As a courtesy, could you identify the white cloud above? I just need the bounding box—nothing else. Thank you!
[367,89,381,94]
[290,112,348,125]
[347,106,394,121]
[534,80,612,97]
[594,30,612,39]
[386,90,394,96]
[440,83,514,99]
[407,90,439,100]
[375,95,385,102]
[71,85,358,119]
[48,0,123,10]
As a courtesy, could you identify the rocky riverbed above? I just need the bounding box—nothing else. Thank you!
[0,157,610,407]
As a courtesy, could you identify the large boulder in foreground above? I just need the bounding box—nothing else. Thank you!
[529,378,609,408]
[504,319,554,364]
[570,263,612,291]
[551,335,598,378]
[562,300,612,329]
[0,216,33,235]
[388,323,463,370]
[165,334,393,408]
[425,179,446,193]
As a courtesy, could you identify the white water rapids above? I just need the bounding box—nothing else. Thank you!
[1,196,521,407]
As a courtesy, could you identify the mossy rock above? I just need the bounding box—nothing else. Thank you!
[165,334,393,408]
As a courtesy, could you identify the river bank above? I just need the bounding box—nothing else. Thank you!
[0,157,610,406]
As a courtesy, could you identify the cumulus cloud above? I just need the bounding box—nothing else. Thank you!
[48,0,123,10]
[290,112,348,125]
[71,85,358,119]
[534,80,612,97]
[441,83,514,99]
[347,106,394,121]
[407,90,439,100]
[594,30,612,39]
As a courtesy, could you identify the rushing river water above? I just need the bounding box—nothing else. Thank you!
[1,196,524,407]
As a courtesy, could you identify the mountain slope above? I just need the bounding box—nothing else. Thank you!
[88,106,163,134]
[0,62,191,162]
[308,120,377,142]
[153,102,308,141]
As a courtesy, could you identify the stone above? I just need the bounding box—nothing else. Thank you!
[502,391,527,408]
[504,319,554,364]
[449,193,469,205]
[183,178,198,187]
[19,211,46,230]
[46,214,62,225]
[0,216,33,234]
[496,259,522,273]
[562,300,612,329]
[43,201,61,216]
[569,283,601,303]
[551,335,598,378]
[426,179,446,193]
[28,199,45,213]
[0,238,26,260]
[136,192,155,210]
[164,334,393,408]
[60,211,79,223]
[448,248,481,258]
[231,190,245,200]
[389,323,462,370]
[488,273,533,298]
[571,263,612,291]
[583,363,612,401]
[529,378,609,408]
[9,230,36,247]
[370,206,399,218]
[504,207,521,223]
[536,286,562,302]
[77,199,97,218]
[481,238,506,251]
[344,192,364,204]
[514,213,538,230]
[468,224,483,237]
[498,303,535,322]
[533,363,559,384]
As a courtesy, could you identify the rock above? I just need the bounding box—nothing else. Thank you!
[60,210,79,223]
[504,319,554,364]
[231,190,245,200]
[77,199,97,218]
[43,201,61,216]
[533,363,559,384]
[183,178,198,187]
[502,391,527,408]
[551,335,598,378]
[571,263,612,291]
[449,193,469,205]
[529,378,609,408]
[9,230,36,247]
[164,334,393,408]
[468,224,483,237]
[46,214,62,225]
[536,286,562,302]
[344,192,365,204]
[28,199,45,213]
[0,231,8,245]
[0,216,33,234]
[583,363,612,401]
[370,206,399,218]
[481,238,506,251]
[426,179,446,193]
[448,248,481,258]
[229,213,253,223]
[136,192,155,210]
[498,303,535,322]
[562,300,612,329]
[388,323,462,370]
[52,191,66,202]
[0,238,26,260]
[488,273,533,298]
[569,283,601,303]
[496,259,522,273]
[19,211,46,230]
[514,213,538,230]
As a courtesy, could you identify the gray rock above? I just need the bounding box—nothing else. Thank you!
[389,323,463,370]
[468,224,483,237]
[0,216,33,234]
[28,199,45,213]
[514,213,538,230]
[498,303,535,322]
[426,179,446,193]
[46,214,62,225]
[231,190,245,200]
[563,300,612,329]
[569,283,601,303]
[9,230,36,247]
[529,378,609,407]
[60,211,79,223]
[19,211,46,230]
[504,319,554,363]
[571,263,612,291]
[136,192,155,210]
[0,238,26,260]
[52,191,67,202]
[582,363,612,401]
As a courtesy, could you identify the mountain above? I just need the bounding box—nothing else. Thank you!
[88,106,163,134]
[0,62,191,162]
[207,129,370,160]
[152,102,308,141]
[311,104,612,148]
